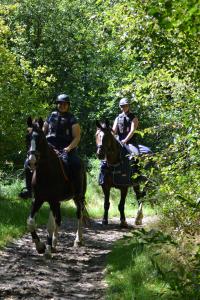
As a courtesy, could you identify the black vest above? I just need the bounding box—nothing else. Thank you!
[46,111,77,149]
[117,112,136,144]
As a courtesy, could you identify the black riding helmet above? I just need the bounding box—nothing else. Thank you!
[56,94,70,103]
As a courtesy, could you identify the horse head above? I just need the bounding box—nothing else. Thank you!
[26,116,46,170]
[96,120,120,164]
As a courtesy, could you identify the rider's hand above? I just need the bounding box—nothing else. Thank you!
[121,139,127,145]
[64,146,71,153]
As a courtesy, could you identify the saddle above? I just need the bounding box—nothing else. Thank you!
[99,144,152,186]
[99,157,138,186]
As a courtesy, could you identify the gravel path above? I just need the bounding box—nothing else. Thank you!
[0,216,157,300]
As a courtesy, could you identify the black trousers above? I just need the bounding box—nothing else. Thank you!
[60,150,83,196]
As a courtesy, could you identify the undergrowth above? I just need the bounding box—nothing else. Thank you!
[106,227,200,300]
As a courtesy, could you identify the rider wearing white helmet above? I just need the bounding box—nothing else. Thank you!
[112,97,138,150]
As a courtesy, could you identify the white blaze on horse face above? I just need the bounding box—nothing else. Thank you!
[96,129,104,147]
[96,130,105,159]
[29,138,37,170]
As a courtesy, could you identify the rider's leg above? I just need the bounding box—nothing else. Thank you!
[61,150,83,197]
[19,159,32,199]
[68,152,83,197]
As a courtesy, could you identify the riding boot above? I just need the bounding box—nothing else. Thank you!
[19,168,33,199]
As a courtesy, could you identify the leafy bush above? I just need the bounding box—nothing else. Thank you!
[106,228,200,299]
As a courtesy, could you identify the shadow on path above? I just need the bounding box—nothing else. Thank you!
[0,217,156,300]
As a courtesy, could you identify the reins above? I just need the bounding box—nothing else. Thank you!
[58,156,69,182]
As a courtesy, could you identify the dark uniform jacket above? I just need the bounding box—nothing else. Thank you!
[46,111,78,150]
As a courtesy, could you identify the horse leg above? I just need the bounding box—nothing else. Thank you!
[27,198,46,254]
[119,187,128,228]
[133,185,144,225]
[74,197,83,247]
[102,186,110,225]
[45,202,61,258]
[45,210,56,258]
[52,202,61,250]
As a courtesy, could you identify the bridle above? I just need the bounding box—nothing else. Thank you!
[27,129,41,171]
[96,129,105,159]
[96,124,121,165]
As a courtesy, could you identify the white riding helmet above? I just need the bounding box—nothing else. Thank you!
[119,97,129,107]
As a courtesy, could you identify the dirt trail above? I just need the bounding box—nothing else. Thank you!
[0,216,157,300]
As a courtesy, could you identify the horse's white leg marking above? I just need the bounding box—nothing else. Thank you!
[47,210,56,236]
[135,202,143,225]
[27,216,46,253]
[74,217,83,247]
[52,225,59,249]
[45,210,56,258]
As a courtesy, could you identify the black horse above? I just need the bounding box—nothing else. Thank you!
[96,120,149,227]
[25,117,87,257]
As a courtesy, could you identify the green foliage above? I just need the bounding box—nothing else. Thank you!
[0,3,53,168]
[106,228,200,299]
[0,0,199,235]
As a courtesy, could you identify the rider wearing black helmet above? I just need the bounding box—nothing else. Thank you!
[19,93,82,199]
[43,93,80,152]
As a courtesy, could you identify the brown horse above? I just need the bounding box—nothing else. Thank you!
[96,120,147,227]
[26,117,87,257]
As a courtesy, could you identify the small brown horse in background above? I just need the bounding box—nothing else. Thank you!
[26,117,87,257]
[96,120,146,227]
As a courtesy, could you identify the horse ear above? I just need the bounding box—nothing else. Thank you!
[27,116,32,127]
[96,120,102,129]
[38,118,44,129]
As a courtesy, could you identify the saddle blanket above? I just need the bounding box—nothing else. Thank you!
[98,159,138,186]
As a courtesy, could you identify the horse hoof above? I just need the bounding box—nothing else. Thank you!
[120,221,128,228]
[102,219,108,225]
[44,245,53,259]
[37,243,46,254]
[135,210,143,226]
[135,218,143,226]
[44,251,52,259]
[74,240,84,247]
[51,247,57,253]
